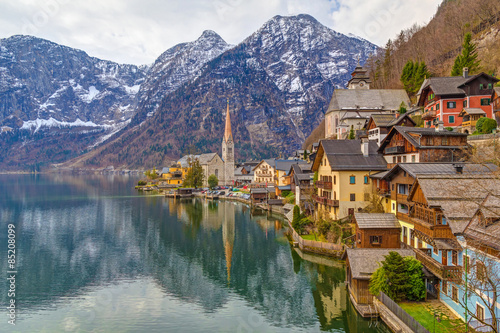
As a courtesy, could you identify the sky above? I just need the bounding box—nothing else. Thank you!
[0,0,442,65]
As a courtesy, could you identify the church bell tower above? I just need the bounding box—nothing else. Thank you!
[222,99,235,186]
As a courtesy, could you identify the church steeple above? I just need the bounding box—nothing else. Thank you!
[224,99,233,143]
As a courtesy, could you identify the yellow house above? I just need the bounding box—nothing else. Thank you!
[252,159,276,184]
[161,166,187,186]
[312,139,387,220]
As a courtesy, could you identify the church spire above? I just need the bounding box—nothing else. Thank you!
[224,99,233,142]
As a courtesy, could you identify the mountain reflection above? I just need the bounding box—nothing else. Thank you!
[0,174,376,331]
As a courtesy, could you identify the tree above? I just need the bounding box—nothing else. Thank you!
[451,33,481,76]
[475,117,497,134]
[183,158,204,188]
[398,101,407,114]
[348,125,355,140]
[145,167,159,180]
[400,60,431,98]
[303,149,309,161]
[207,174,218,190]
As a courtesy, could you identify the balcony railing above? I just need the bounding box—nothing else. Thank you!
[396,212,412,224]
[414,248,462,282]
[385,146,405,154]
[422,110,437,120]
[313,195,339,207]
[316,180,332,189]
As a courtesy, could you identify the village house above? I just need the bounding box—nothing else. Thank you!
[378,125,469,168]
[234,165,254,186]
[366,113,416,146]
[344,248,415,316]
[252,159,275,185]
[417,68,498,130]
[312,139,387,220]
[274,159,307,195]
[457,108,487,134]
[324,66,410,139]
[405,173,500,329]
[287,163,313,206]
[160,165,187,186]
[353,213,401,249]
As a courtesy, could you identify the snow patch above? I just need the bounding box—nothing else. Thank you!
[21,117,111,133]
[124,84,140,94]
[80,86,99,103]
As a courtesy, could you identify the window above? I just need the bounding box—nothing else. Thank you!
[370,236,382,244]
[481,98,491,106]
[357,233,361,241]
[442,280,448,295]
[433,246,438,255]
[477,304,485,321]
[397,156,402,163]
[350,193,355,201]
[463,100,467,107]
[411,155,416,163]
[488,83,493,89]
[403,156,407,162]
[392,184,395,191]
[403,226,407,237]
[392,203,396,211]
[350,176,356,184]
[477,260,486,281]
[436,103,440,110]
[463,255,471,274]
[398,184,408,195]
[228,148,232,155]
[447,101,456,109]
[448,115,455,124]
[452,285,458,302]
[364,193,370,201]
[452,250,458,265]
[479,84,484,90]
[410,229,415,240]
[215,169,218,178]
[442,137,449,145]
[393,156,397,164]
[333,175,336,185]
[364,176,369,184]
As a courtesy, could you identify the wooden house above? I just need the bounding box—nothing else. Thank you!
[344,248,415,316]
[378,126,468,168]
[457,108,486,134]
[354,213,401,248]
[367,113,416,146]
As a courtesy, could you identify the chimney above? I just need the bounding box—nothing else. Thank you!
[361,139,369,157]
[435,120,444,132]
[453,163,464,174]
[463,67,469,78]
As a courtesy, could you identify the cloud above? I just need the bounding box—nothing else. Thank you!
[0,0,441,65]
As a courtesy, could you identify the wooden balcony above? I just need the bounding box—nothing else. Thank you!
[313,195,339,207]
[412,217,454,239]
[414,248,462,283]
[316,180,333,190]
[422,110,437,120]
[396,212,412,224]
[385,146,405,154]
[396,193,408,203]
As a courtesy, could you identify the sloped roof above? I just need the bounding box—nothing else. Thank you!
[320,139,387,171]
[355,213,400,229]
[327,89,410,113]
[382,163,498,180]
[346,249,415,280]
[370,114,397,127]
[418,76,469,96]
[274,159,307,172]
[494,87,500,96]
[461,108,486,115]
[379,126,468,151]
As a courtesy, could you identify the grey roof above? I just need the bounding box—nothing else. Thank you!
[494,87,500,96]
[346,249,415,280]
[370,114,397,127]
[320,139,387,171]
[250,187,275,194]
[161,167,170,174]
[274,159,307,172]
[418,76,469,96]
[355,213,400,229]
[278,185,291,190]
[327,89,410,112]
[382,163,498,180]
[178,153,219,167]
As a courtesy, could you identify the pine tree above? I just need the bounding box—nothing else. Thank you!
[382,251,408,301]
[451,33,480,76]
[400,60,430,98]
[348,125,355,140]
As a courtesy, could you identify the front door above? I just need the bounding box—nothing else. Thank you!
[442,250,448,265]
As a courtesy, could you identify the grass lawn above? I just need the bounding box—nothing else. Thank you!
[301,234,320,241]
[399,302,467,333]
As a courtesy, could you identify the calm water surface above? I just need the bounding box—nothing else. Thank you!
[0,174,388,332]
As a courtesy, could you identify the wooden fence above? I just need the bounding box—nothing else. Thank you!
[377,292,430,333]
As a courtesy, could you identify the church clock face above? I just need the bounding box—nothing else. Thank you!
[359,81,365,87]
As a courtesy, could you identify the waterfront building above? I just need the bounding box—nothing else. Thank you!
[417,69,498,130]
[312,139,387,220]
[353,213,401,249]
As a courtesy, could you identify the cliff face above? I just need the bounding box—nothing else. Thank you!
[0,15,379,170]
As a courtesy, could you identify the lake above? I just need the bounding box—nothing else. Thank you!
[0,174,388,332]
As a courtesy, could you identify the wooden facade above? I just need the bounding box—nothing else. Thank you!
[355,226,401,248]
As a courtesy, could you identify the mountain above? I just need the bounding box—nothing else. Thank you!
[68,14,379,169]
[0,31,232,170]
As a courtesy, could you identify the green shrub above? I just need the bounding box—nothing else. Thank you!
[138,180,147,186]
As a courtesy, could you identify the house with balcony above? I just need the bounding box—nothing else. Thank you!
[160,166,187,186]
[311,139,387,220]
[378,126,469,168]
[457,108,487,134]
[252,159,275,185]
[366,113,416,146]
[353,213,401,249]
[416,68,498,128]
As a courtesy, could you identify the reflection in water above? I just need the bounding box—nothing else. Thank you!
[0,174,386,332]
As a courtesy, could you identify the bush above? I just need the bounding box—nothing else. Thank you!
[138,180,147,186]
